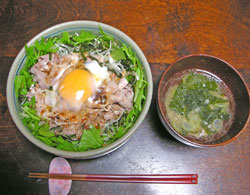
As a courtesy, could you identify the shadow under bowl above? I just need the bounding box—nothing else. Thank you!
[157,54,250,147]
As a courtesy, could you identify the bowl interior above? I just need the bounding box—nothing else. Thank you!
[7,21,153,158]
[158,55,250,146]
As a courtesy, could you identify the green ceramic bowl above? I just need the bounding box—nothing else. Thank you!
[7,21,153,159]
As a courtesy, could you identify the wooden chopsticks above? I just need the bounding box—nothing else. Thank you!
[29,173,198,184]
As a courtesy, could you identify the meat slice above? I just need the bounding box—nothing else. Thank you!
[103,112,115,120]
[110,91,123,103]
[30,54,57,89]
[36,54,51,70]
[30,53,81,90]
[105,80,118,93]
[119,85,134,109]
[30,66,49,89]
[55,124,83,139]
[111,104,125,114]
[118,78,128,89]
[103,104,124,121]
[108,78,134,110]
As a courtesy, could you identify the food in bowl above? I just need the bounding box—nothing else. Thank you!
[164,69,235,143]
[157,54,250,147]
[15,27,147,152]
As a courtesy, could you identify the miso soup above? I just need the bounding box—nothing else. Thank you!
[164,70,235,143]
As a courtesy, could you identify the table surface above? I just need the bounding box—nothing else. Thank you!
[0,0,249,194]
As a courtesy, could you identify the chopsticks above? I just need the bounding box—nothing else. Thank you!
[29,173,198,184]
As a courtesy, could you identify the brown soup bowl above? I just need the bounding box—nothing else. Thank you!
[157,54,250,147]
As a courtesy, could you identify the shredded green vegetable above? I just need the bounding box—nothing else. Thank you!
[15,27,147,151]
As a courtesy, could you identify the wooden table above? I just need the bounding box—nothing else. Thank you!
[0,0,249,194]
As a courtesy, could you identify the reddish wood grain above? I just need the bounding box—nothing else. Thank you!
[0,0,249,66]
[0,0,249,194]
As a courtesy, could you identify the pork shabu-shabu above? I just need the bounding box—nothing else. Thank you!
[15,28,147,151]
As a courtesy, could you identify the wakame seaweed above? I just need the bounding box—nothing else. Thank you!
[167,72,231,136]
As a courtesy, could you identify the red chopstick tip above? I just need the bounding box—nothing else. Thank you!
[192,174,198,179]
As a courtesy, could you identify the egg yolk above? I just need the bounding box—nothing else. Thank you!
[58,69,95,109]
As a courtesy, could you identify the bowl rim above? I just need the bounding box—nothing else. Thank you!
[157,54,250,147]
[6,20,153,159]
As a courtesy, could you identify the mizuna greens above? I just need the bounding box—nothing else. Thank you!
[15,27,147,151]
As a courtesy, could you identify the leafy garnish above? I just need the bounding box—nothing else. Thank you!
[99,25,114,41]
[60,32,71,44]
[73,30,96,44]
[111,47,126,61]
[78,126,104,151]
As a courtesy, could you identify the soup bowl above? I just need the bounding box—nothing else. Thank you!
[157,54,250,147]
[7,21,153,159]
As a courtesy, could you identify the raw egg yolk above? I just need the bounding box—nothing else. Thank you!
[58,69,95,109]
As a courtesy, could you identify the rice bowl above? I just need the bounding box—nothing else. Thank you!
[7,21,153,159]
